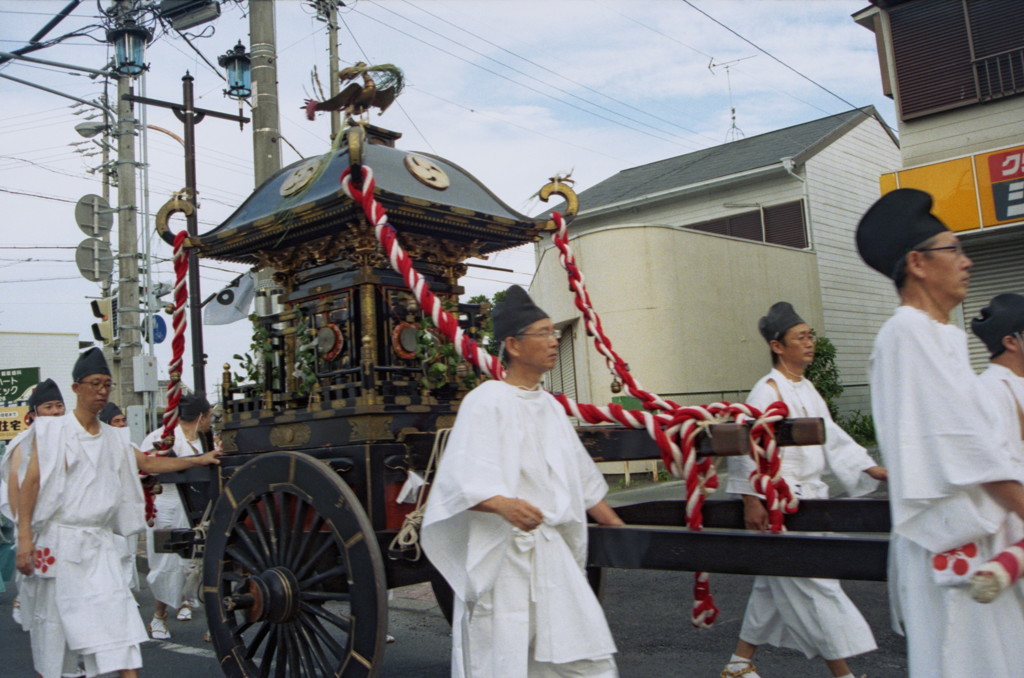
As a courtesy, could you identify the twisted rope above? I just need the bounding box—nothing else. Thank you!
[340,164,792,626]
[142,229,189,525]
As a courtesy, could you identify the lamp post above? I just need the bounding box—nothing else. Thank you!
[122,71,249,394]
[218,42,252,100]
[106,18,152,77]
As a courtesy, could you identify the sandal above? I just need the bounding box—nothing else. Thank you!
[720,660,761,678]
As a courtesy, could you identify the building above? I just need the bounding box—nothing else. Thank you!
[855,0,1024,369]
[530,108,900,415]
[0,332,80,441]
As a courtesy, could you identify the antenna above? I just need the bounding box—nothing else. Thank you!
[708,55,756,142]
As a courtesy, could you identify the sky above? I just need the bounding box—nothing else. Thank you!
[0,0,895,394]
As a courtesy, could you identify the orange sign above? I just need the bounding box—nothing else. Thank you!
[0,406,29,441]
[880,143,1024,232]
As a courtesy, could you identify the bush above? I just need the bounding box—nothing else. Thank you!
[838,410,877,448]
[805,335,842,419]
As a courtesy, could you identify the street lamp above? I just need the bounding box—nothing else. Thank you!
[106,19,152,77]
[218,42,252,99]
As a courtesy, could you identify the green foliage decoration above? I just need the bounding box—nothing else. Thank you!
[805,335,843,419]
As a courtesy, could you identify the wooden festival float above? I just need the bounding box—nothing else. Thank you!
[151,81,890,676]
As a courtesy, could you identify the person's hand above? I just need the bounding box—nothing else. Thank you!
[497,497,544,531]
[194,449,224,467]
[742,495,770,532]
[865,465,888,481]
[16,537,34,576]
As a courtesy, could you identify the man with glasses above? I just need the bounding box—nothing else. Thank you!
[858,189,1024,677]
[423,285,624,678]
[722,302,886,678]
[15,348,221,678]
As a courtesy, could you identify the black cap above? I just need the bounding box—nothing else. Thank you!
[27,379,63,412]
[856,188,949,281]
[98,401,123,424]
[178,392,211,421]
[971,293,1024,358]
[491,285,549,344]
[758,302,806,342]
[72,347,111,382]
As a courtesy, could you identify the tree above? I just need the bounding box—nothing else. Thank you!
[805,335,842,419]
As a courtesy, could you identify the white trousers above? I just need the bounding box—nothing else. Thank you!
[890,535,1024,678]
[451,541,617,678]
[28,576,142,678]
[146,490,190,608]
[740,575,877,660]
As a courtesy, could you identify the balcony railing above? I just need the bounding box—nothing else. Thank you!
[975,47,1024,102]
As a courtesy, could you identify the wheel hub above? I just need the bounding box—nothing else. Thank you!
[224,566,301,624]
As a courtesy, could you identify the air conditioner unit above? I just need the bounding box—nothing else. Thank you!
[158,0,221,31]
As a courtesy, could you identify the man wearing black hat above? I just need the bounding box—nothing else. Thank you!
[98,402,127,428]
[1,379,65,631]
[422,285,624,678]
[722,302,886,678]
[858,189,1024,677]
[15,348,221,678]
[135,392,212,640]
[973,293,1024,535]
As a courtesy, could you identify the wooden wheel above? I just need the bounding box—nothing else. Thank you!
[204,452,387,677]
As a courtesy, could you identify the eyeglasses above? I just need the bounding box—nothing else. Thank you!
[517,329,562,340]
[79,379,113,392]
[915,243,965,257]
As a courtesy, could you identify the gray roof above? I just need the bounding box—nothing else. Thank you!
[575,107,890,212]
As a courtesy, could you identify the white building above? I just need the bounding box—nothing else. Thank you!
[530,108,900,415]
[854,0,1024,369]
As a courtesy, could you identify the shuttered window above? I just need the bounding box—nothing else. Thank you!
[545,323,577,401]
[764,202,808,249]
[887,0,1024,118]
[687,200,806,249]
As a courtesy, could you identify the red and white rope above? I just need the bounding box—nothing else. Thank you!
[143,229,189,525]
[340,164,793,626]
[970,539,1024,603]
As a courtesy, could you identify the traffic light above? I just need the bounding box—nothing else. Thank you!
[90,297,117,345]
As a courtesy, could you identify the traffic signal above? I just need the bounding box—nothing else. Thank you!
[90,297,117,345]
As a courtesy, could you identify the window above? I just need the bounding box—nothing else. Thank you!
[887,0,1024,119]
[687,200,807,249]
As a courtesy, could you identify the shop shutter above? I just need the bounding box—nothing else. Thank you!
[545,323,577,402]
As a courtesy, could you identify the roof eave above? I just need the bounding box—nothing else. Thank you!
[577,162,791,219]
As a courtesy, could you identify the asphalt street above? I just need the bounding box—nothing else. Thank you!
[1,480,908,677]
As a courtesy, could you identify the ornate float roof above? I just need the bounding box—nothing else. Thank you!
[192,132,554,264]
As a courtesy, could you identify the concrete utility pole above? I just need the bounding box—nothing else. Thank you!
[115,49,142,409]
[249,0,282,316]
[325,1,341,139]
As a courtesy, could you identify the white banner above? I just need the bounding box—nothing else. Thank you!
[204,272,255,325]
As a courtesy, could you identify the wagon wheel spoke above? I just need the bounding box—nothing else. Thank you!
[300,600,353,634]
[296,615,338,674]
[285,499,313,567]
[242,503,276,565]
[300,590,351,603]
[287,510,325,572]
[299,611,348,660]
[300,563,348,589]
[294,534,341,582]
[241,620,272,660]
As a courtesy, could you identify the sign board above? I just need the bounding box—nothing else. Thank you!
[880,143,1024,232]
[0,406,30,441]
[75,237,114,283]
[75,194,113,237]
[0,367,40,405]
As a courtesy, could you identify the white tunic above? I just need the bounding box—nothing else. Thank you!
[21,414,149,678]
[870,306,1024,678]
[422,380,617,678]
[136,424,203,608]
[726,369,878,660]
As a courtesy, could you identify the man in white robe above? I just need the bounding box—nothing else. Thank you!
[858,189,1024,678]
[136,392,211,639]
[723,302,886,678]
[972,293,1024,547]
[1,378,65,630]
[16,348,222,678]
[423,285,624,678]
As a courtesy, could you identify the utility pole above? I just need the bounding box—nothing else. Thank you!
[249,0,282,316]
[115,58,142,409]
[325,1,341,139]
